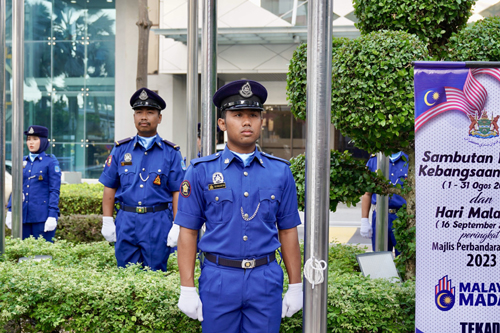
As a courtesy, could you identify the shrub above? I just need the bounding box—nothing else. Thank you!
[353,0,475,57]
[0,237,415,333]
[56,214,104,243]
[289,150,387,212]
[331,30,428,155]
[446,16,500,61]
[59,183,104,216]
[286,38,348,121]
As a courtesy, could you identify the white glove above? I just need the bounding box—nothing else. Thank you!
[178,286,203,321]
[44,217,57,232]
[5,211,12,230]
[167,223,180,247]
[360,217,372,238]
[101,216,116,242]
[282,283,303,318]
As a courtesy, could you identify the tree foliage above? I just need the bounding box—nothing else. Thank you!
[286,38,348,121]
[290,150,388,212]
[446,16,500,61]
[331,30,429,155]
[353,0,476,57]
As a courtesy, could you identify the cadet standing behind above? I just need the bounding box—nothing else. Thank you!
[360,152,408,256]
[176,80,303,332]
[99,88,185,271]
[5,125,61,242]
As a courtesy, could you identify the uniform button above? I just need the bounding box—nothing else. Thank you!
[244,172,248,176]
[243,235,248,241]
[244,213,249,219]
[138,201,142,205]
[142,168,145,171]
[244,192,249,197]
[125,169,128,172]
[145,152,148,155]
[140,185,144,188]
[271,195,275,200]
[215,196,219,201]
[391,173,394,176]
[29,170,31,172]
[26,193,28,195]
[40,171,43,173]
[158,169,161,172]
[27,185,29,188]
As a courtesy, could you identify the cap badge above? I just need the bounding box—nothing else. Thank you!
[212,172,224,184]
[139,90,149,101]
[28,127,34,134]
[239,82,253,98]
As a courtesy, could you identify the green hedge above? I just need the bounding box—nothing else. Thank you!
[59,183,104,216]
[4,215,105,243]
[0,238,415,333]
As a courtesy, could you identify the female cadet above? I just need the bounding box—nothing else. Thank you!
[5,125,62,242]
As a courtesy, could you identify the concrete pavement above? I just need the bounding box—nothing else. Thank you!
[297,202,372,251]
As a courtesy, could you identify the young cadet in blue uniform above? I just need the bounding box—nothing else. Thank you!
[99,88,185,271]
[176,80,303,332]
[5,125,61,242]
[360,152,408,256]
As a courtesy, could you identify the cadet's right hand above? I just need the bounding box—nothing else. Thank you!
[360,217,372,238]
[178,286,203,321]
[5,211,12,230]
[101,216,116,242]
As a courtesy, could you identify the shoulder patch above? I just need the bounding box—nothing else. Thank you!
[191,153,221,166]
[115,136,134,146]
[261,152,290,165]
[162,139,180,150]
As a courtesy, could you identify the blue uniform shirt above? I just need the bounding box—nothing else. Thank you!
[367,152,408,208]
[8,151,62,223]
[175,146,301,259]
[99,135,185,206]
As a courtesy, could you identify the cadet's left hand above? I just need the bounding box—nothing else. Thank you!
[167,223,180,247]
[44,217,57,232]
[282,282,303,318]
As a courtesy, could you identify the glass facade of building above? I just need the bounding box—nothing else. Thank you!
[5,0,115,179]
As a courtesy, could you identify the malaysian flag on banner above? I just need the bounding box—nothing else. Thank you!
[414,65,500,132]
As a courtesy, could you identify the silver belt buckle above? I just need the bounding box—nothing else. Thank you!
[241,259,255,269]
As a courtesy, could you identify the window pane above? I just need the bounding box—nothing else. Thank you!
[84,144,111,179]
[85,93,115,143]
[51,91,85,143]
[25,1,52,41]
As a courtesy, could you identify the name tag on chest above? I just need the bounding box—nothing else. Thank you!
[208,183,226,190]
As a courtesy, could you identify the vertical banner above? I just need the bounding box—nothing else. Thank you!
[414,62,500,333]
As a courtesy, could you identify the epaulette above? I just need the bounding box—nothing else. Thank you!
[191,153,221,166]
[261,152,290,165]
[162,139,180,150]
[115,136,134,146]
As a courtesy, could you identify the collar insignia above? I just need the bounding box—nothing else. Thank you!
[239,82,253,98]
[224,158,230,164]
[139,90,148,100]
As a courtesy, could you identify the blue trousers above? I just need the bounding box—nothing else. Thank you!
[22,222,56,243]
[115,209,172,271]
[371,210,400,256]
[200,258,283,333]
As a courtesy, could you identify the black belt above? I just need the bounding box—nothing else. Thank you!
[120,202,169,214]
[374,209,399,214]
[204,252,275,269]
